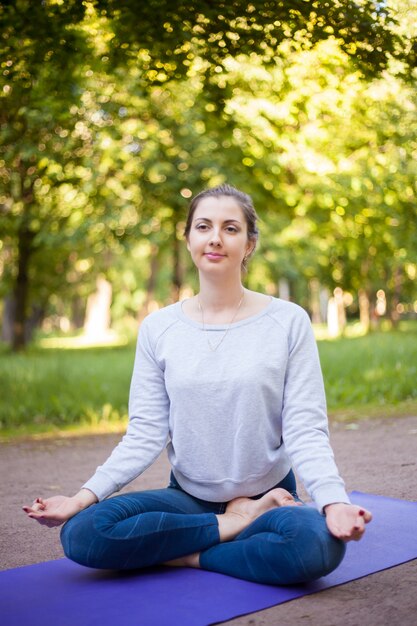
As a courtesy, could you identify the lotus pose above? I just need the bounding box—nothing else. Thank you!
[23,184,371,585]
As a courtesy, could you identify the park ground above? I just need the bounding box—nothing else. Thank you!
[1,413,417,626]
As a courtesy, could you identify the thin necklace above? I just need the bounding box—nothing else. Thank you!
[197,292,245,352]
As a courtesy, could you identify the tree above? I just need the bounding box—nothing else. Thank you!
[1,0,415,348]
[201,37,416,326]
[0,1,90,348]
[96,0,415,79]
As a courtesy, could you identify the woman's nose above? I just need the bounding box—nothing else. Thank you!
[209,230,222,246]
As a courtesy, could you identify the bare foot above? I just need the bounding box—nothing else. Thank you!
[271,488,302,508]
[226,488,300,521]
[164,552,200,568]
[164,489,300,568]
[217,487,301,542]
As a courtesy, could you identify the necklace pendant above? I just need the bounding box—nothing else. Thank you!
[198,292,245,352]
[207,336,223,352]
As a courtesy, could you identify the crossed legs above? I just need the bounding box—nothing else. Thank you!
[61,483,345,585]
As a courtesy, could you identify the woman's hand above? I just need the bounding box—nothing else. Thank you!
[324,502,372,542]
[22,489,97,528]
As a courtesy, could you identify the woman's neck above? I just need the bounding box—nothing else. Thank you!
[197,273,245,313]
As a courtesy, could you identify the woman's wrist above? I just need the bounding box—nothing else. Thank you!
[323,502,349,515]
[72,488,98,510]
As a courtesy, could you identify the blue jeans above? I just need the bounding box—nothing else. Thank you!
[60,471,345,585]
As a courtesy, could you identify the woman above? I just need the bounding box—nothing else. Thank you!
[23,184,372,585]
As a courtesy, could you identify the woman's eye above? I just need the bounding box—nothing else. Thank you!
[226,227,238,233]
[196,224,208,230]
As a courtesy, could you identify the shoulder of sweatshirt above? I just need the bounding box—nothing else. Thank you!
[268,297,312,333]
[138,302,181,343]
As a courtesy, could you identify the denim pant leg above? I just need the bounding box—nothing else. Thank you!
[200,505,346,585]
[60,486,221,570]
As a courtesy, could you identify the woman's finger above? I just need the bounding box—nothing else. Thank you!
[360,508,373,523]
[350,529,365,541]
[28,499,45,511]
[26,509,49,520]
[23,506,39,514]
[345,518,367,541]
[27,512,55,526]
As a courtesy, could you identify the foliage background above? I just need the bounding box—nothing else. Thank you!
[1,0,416,350]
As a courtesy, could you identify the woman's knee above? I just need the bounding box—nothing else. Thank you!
[60,506,98,567]
[263,506,346,584]
[301,518,346,581]
[60,499,150,569]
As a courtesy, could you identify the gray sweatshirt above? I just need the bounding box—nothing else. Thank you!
[82,297,350,512]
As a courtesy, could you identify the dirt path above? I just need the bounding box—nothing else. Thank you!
[2,415,417,625]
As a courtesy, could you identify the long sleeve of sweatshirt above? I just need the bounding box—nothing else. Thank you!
[81,319,170,500]
[279,308,350,512]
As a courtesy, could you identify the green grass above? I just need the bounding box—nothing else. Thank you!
[318,321,417,417]
[0,344,135,439]
[0,321,416,440]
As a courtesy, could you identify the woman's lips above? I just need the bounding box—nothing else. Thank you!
[204,253,226,260]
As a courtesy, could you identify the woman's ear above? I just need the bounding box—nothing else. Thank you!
[246,241,255,258]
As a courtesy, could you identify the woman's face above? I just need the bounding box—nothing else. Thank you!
[186,195,253,274]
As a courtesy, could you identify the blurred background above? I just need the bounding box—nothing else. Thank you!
[1,0,416,438]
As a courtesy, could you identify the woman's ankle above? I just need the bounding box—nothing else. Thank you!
[216,511,250,542]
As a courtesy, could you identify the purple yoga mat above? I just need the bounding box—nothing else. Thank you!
[1,492,416,626]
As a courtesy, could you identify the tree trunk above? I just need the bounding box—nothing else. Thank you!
[320,287,330,323]
[388,267,402,328]
[327,287,346,337]
[278,278,290,301]
[139,244,160,320]
[84,276,112,339]
[1,296,15,344]
[10,167,37,351]
[358,258,375,334]
[25,304,45,342]
[12,221,35,351]
[359,287,379,332]
[327,296,339,337]
[309,278,322,324]
[71,296,85,329]
[358,288,370,333]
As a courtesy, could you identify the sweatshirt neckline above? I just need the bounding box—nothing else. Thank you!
[176,297,276,331]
